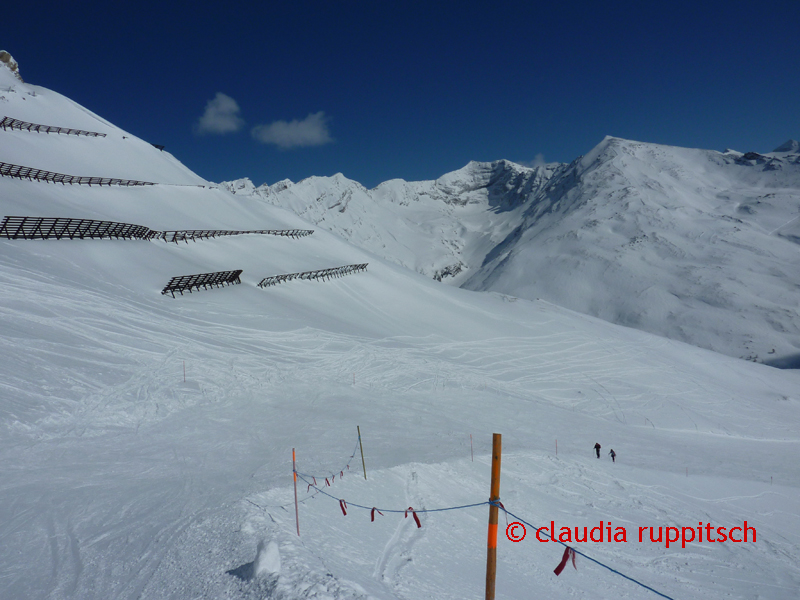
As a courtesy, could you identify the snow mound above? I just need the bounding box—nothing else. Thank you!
[255,540,281,577]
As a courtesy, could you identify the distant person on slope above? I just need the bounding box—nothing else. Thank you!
[594,442,601,458]
[609,449,616,463]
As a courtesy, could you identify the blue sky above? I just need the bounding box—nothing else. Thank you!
[6,0,799,188]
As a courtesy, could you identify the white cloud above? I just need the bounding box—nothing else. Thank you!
[519,153,547,168]
[251,111,333,149]
[195,93,245,135]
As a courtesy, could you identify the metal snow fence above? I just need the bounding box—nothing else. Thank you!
[0,161,156,186]
[258,263,368,288]
[0,116,107,137]
[153,229,314,244]
[1,217,314,244]
[0,216,154,240]
[161,270,243,297]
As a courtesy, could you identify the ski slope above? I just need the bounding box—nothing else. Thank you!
[1,58,799,599]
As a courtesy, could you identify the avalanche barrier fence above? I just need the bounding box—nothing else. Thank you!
[154,229,313,243]
[0,216,153,240]
[1,217,314,242]
[161,270,243,297]
[0,115,106,137]
[0,161,156,186]
[258,263,368,288]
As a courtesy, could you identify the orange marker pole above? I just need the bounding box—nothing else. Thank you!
[292,448,300,536]
[485,433,502,600]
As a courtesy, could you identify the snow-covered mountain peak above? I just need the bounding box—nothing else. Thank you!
[432,159,558,205]
[577,134,619,168]
[295,171,369,195]
[773,139,800,154]
[267,177,294,193]
[222,176,258,195]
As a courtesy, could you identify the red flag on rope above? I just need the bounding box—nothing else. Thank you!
[339,499,348,516]
[553,547,577,576]
[325,478,330,486]
[405,507,422,528]
[371,507,384,522]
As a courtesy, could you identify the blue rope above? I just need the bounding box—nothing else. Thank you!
[292,443,675,600]
[494,503,676,600]
[297,473,489,514]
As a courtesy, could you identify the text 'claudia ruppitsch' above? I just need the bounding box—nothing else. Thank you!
[505,520,757,549]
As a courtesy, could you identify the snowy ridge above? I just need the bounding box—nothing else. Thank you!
[221,159,563,285]
[1,57,800,599]
[224,136,800,363]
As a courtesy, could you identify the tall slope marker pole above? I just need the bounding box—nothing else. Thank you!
[358,425,367,480]
[486,433,502,600]
[292,448,300,536]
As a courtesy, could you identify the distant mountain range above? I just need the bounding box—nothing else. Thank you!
[222,137,800,364]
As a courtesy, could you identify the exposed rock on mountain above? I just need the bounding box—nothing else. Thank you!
[0,51,22,81]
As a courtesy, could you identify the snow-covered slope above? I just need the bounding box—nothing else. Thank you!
[467,136,800,365]
[224,138,800,364]
[2,57,800,600]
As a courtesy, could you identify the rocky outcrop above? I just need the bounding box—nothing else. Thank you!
[0,51,23,82]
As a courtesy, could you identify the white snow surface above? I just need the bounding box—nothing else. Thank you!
[223,137,800,364]
[1,61,800,600]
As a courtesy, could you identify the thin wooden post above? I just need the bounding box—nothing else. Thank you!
[358,425,367,480]
[486,433,502,600]
[292,448,300,536]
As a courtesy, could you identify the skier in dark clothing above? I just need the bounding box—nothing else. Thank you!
[594,443,601,458]
[609,449,616,463]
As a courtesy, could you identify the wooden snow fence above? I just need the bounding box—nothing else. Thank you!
[0,161,156,186]
[153,229,313,243]
[0,116,106,137]
[258,263,368,288]
[0,216,154,240]
[161,270,243,297]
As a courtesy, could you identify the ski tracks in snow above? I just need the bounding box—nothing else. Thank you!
[371,468,425,591]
